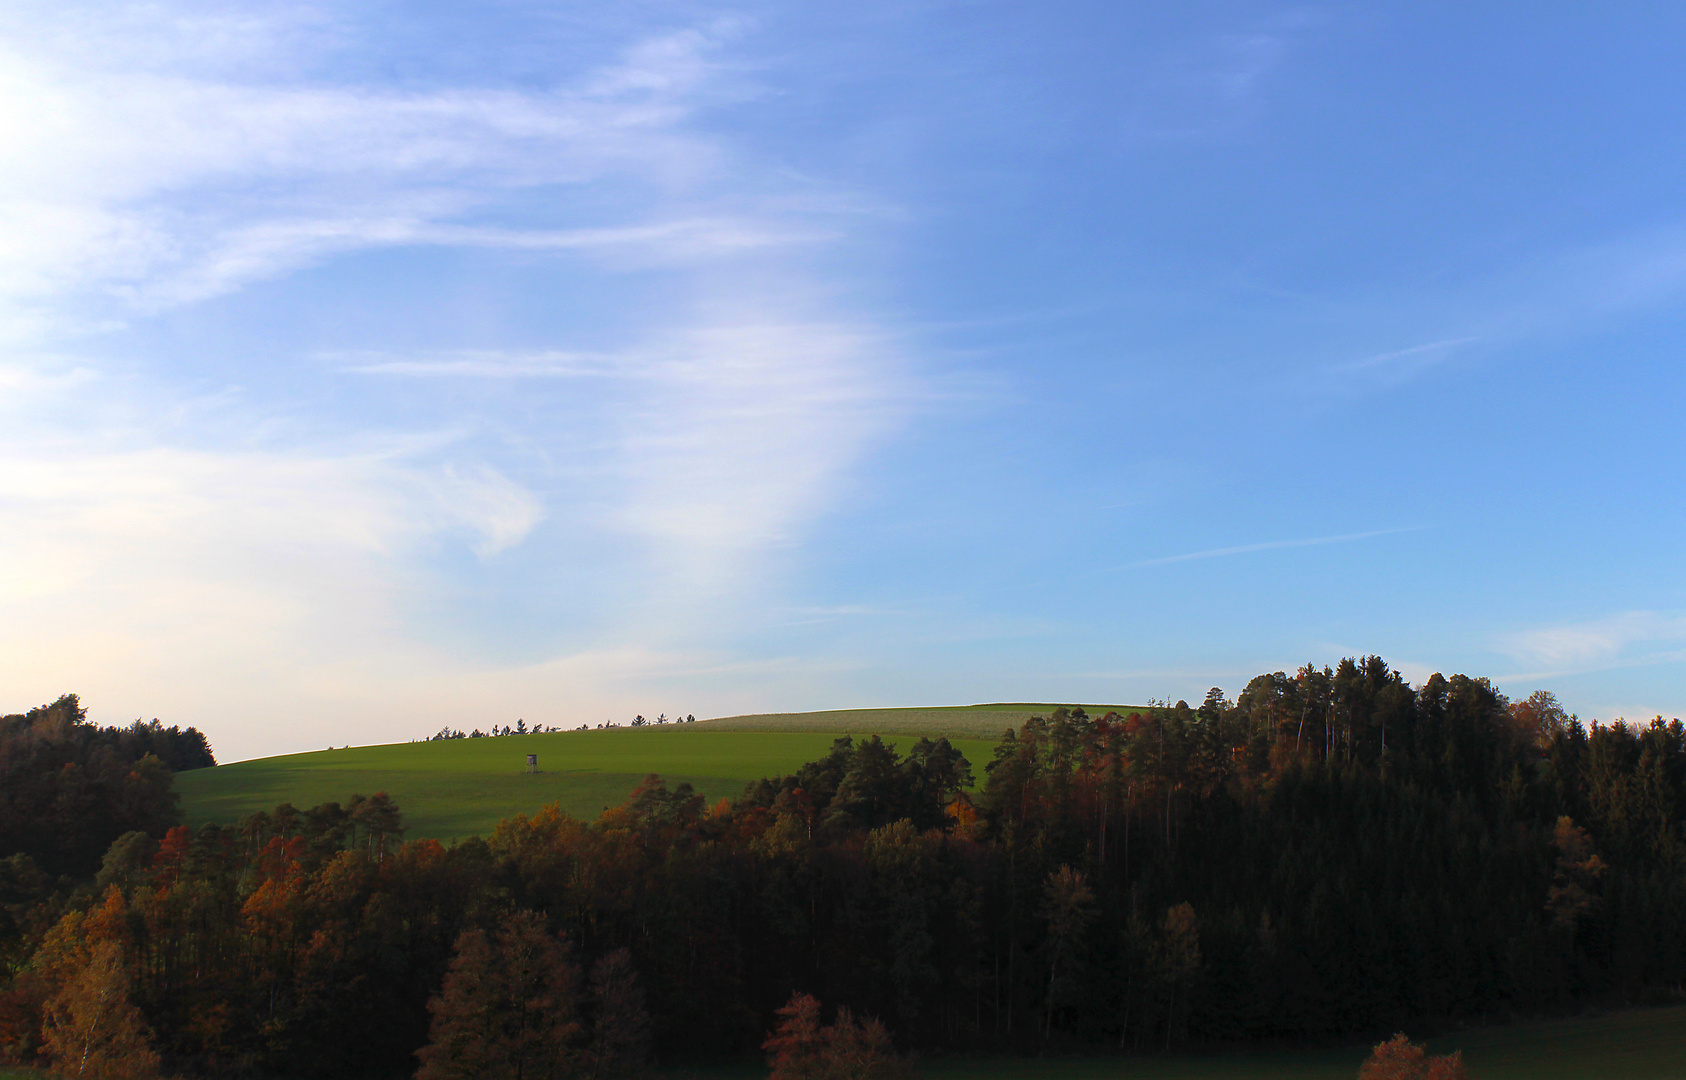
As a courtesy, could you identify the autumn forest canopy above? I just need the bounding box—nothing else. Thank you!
[2,660,1685,1079]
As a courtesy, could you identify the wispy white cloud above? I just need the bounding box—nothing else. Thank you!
[609,321,910,597]
[336,349,628,379]
[0,4,758,333]
[335,318,912,605]
[1110,526,1422,571]
[121,215,832,309]
[1582,703,1684,725]
[1496,611,1686,672]
[778,604,913,627]
[0,356,549,757]
[1209,32,1290,100]
[419,219,836,255]
[1309,336,1486,395]
[1312,221,1686,401]
[1335,336,1480,372]
[0,336,868,752]
[1126,14,1309,140]
[0,4,918,759]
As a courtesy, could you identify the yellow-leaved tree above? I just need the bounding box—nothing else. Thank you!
[42,939,160,1080]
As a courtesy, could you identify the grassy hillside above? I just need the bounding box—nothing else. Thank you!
[176,721,1019,842]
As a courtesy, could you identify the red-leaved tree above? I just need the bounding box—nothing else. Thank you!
[1358,1033,1471,1080]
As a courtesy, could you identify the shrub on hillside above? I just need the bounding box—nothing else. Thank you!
[1359,1033,1470,1080]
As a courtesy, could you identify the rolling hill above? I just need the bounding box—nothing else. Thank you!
[175,704,1133,842]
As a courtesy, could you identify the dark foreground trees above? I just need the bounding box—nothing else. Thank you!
[418,912,583,1080]
[0,659,1683,1077]
[416,912,651,1080]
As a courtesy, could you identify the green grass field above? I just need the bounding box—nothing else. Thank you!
[175,713,1032,841]
[672,1005,1686,1080]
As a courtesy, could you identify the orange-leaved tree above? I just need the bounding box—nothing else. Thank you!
[763,992,909,1080]
[1358,1033,1470,1080]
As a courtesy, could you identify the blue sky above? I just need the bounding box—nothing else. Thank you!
[3,2,1684,760]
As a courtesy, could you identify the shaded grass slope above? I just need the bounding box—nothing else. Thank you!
[923,1008,1686,1079]
[927,1004,1686,1079]
[681,1005,1686,1080]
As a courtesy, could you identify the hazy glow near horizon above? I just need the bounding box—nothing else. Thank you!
[3,3,1684,761]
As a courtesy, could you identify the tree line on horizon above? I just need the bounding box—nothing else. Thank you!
[0,660,1682,1079]
[424,713,699,740]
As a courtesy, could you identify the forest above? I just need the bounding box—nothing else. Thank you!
[0,660,1682,1079]
[0,695,215,879]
